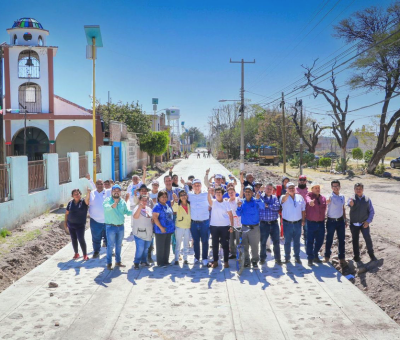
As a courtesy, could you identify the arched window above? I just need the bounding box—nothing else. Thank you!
[13,34,18,45]
[38,36,43,46]
[18,83,42,113]
[18,50,40,78]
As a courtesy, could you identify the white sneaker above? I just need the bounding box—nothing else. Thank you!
[202,259,208,266]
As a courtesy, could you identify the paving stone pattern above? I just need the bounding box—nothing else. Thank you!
[0,155,399,339]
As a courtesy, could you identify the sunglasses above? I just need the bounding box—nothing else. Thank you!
[299,179,306,182]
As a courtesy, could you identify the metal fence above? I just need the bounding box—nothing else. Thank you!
[96,154,101,174]
[59,157,70,184]
[79,155,88,178]
[28,160,46,193]
[0,164,11,203]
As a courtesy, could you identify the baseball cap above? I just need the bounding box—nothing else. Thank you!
[139,184,150,191]
[286,182,295,188]
[151,180,159,185]
[112,184,122,191]
[215,174,222,179]
[244,185,253,191]
[188,175,195,180]
[310,181,321,189]
[299,175,307,180]
[192,179,201,184]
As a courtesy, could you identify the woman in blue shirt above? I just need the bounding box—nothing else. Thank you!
[152,190,175,267]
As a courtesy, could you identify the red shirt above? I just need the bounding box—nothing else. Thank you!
[296,187,308,200]
[305,192,327,222]
[181,204,189,214]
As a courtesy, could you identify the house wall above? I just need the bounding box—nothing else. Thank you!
[0,145,112,230]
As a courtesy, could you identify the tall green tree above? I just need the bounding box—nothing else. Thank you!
[140,131,170,167]
[334,2,400,173]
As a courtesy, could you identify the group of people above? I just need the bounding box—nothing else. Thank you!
[196,149,211,159]
[64,166,377,270]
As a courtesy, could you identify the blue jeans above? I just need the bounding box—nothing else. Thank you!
[303,221,308,247]
[306,220,325,260]
[283,221,302,260]
[90,218,106,253]
[325,219,346,259]
[190,219,210,260]
[134,236,152,264]
[106,225,125,264]
[260,220,281,261]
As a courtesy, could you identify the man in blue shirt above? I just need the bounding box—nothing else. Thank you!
[259,183,282,265]
[236,185,265,269]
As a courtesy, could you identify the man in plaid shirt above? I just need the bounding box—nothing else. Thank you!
[259,183,282,265]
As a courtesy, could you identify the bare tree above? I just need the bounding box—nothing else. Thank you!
[301,61,354,170]
[334,2,400,173]
[292,104,330,154]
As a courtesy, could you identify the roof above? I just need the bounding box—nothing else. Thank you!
[54,95,93,115]
[11,18,44,29]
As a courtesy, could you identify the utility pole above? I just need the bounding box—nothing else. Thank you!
[281,92,286,173]
[296,99,303,175]
[230,58,255,171]
[0,46,3,163]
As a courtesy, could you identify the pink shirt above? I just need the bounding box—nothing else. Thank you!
[296,187,308,200]
[305,192,327,222]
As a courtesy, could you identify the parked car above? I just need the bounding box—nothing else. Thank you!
[390,157,400,168]
[324,152,339,159]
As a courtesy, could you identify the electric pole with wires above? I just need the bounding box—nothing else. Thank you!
[295,99,303,175]
[280,92,286,173]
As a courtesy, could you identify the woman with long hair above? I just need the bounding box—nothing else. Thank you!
[172,190,191,265]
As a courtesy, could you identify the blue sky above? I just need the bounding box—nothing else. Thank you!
[2,0,397,136]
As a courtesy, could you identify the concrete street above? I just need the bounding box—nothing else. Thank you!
[0,154,399,339]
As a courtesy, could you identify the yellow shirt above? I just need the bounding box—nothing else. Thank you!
[172,203,191,229]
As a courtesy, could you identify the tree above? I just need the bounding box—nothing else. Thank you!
[364,150,374,163]
[291,101,330,153]
[352,147,363,166]
[319,157,332,171]
[185,127,206,147]
[334,2,400,173]
[98,100,152,135]
[139,131,169,168]
[301,61,354,172]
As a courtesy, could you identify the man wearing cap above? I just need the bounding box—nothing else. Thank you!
[125,167,147,207]
[296,175,309,245]
[276,176,290,239]
[183,178,211,266]
[324,180,348,267]
[347,183,377,262]
[280,182,306,264]
[204,169,226,189]
[241,172,255,190]
[305,182,327,266]
[103,185,133,270]
[259,183,282,265]
[89,179,111,258]
[236,185,265,269]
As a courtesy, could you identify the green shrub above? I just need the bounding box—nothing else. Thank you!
[0,229,11,238]
[319,157,332,171]
[374,164,386,176]
[364,150,373,163]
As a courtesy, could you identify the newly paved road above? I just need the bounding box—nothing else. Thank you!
[1,154,400,339]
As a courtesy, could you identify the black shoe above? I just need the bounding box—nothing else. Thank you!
[174,261,179,265]
[134,263,140,270]
[92,251,100,258]
[106,263,113,270]
[313,257,322,263]
[229,254,236,259]
[260,259,266,265]
[244,263,250,268]
[266,249,272,253]
[141,262,151,267]
[308,259,314,266]
[370,254,378,262]
[252,262,258,269]
[284,259,290,264]
[353,256,361,262]
[183,260,189,265]
[275,259,283,265]
[295,258,302,264]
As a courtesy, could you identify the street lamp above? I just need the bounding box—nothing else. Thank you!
[84,25,103,182]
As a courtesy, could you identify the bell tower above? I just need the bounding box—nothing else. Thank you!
[4,18,57,114]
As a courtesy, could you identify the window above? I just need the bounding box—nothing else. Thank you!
[25,87,36,103]
[18,50,40,78]
[38,36,43,46]
[13,34,18,45]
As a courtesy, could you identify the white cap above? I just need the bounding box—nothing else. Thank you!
[192,179,201,184]
[151,180,159,185]
[215,174,222,179]
[286,182,295,188]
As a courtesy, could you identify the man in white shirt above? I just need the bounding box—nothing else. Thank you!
[89,179,111,258]
[280,182,306,264]
[184,178,211,266]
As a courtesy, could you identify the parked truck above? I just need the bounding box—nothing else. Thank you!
[258,145,280,166]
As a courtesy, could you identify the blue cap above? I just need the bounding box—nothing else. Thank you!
[112,184,122,191]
